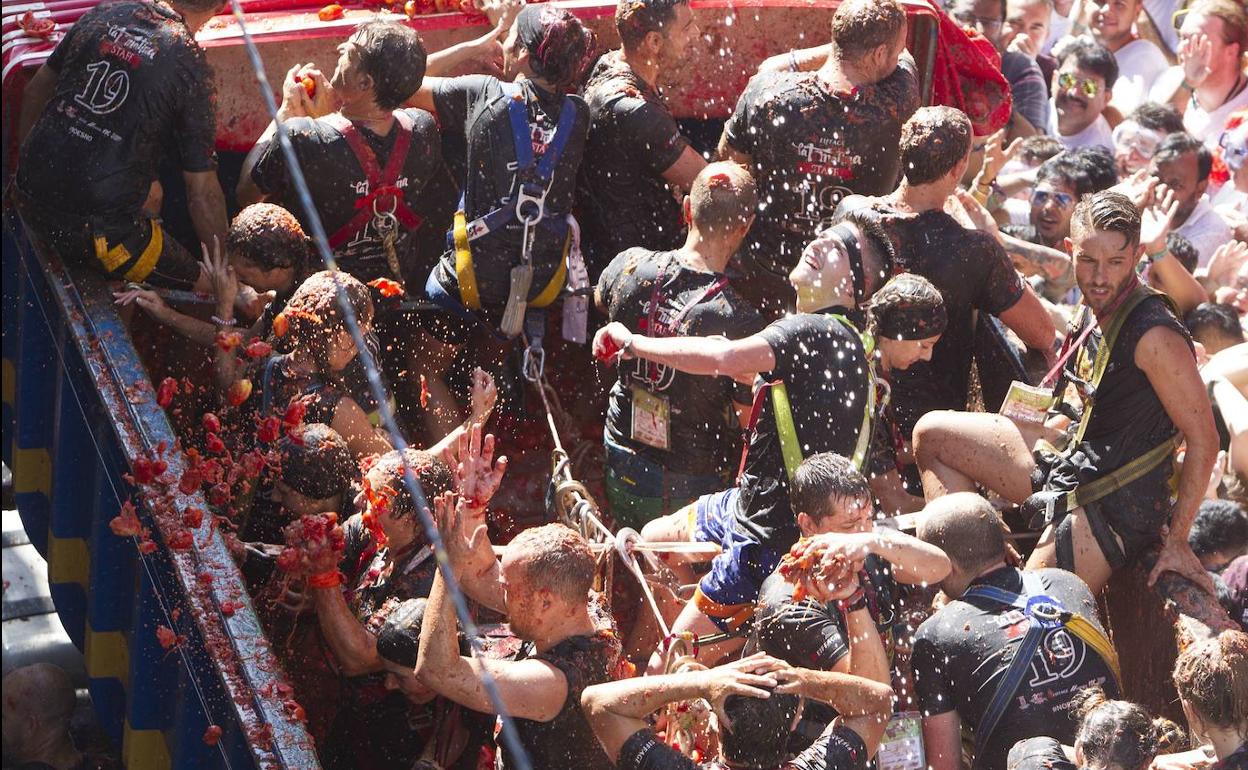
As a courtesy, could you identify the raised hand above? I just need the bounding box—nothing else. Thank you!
[469,367,497,423]
[199,236,238,320]
[455,423,507,510]
[976,128,1023,186]
[1205,240,1248,289]
[1180,32,1214,90]
[1141,184,1180,253]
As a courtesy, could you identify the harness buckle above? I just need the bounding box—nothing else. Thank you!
[1027,598,1065,628]
[515,182,547,225]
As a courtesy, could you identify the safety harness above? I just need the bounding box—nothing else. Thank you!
[449,81,577,316]
[1024,284,1182,548]
[963,571,1122,760]
[322,111,423,286]
[737,313,883,483]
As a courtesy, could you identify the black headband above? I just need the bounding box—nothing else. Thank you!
[875,301,948,340]
[827,223,866,306]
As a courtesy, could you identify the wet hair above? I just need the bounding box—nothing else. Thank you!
[280,270,374,376]
[1070,190,1141,248]
[1172,630,1248,731]
[279,423,355,501]
[1184,302,1246,346]
[1018,135,1064,165]
[1154,132,1214,183]
[352,22,428,110]
[366,448,453,521]
[1185,0,1248,54]
[1036,149,1118,199]
[616,0,688,50]
[516,4,597,93]
[227,204,308,273]
[832,0,907,61]
[867,272,948,341]
[1167,232,1200,273]
[689,162,758,237]
[899,106,973,185]
[720,691,802,769]
[1057,37,1119,90]
[790,453,871,523]
[507,523,596,605]
[916,492,1007,573]
[1125,102,1186,135]
[376,597,428,668]
[1188,499,1248,559]
[1071,688,1185,770]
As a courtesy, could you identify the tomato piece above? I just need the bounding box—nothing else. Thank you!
[317,3,344,20]
[20,11,55,37]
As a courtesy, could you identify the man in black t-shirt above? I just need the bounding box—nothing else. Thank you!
[578,0,706,277]
[910,493,1122,770]
[582,568,894,770]
[406,5,595,433]
[747,454,951,754]
[596,163,764,529]
[719,0,920,318]
[913,192,1217,597]
[241,22,454,289]
[840,106,1056,438]
[594,216,907,667]
[15,0,227,290]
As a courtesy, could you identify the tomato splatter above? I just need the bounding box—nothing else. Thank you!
[202,725,223,746]
[157,377,178,408]
[205,433,226,455]
[19,11,55,37]
[420,374,430,409]
[368,277,404,298]
[317,3,344,20]
[226,379,253,407]
[272,313,289,338]
[215,330,243,352]
[244,338,272,359]
[109,501,145,538]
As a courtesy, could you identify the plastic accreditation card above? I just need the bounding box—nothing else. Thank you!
[876,712,926,770]
[999,381,1055,424]
[630,385,671,451]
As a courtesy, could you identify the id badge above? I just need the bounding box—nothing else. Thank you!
[630,386,671,451]
[876,712,925,770]
[1000,381,1055,424]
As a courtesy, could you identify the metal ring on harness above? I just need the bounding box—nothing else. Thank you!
[515,184,547,225]
[553,477,595,523]
[372,194,399,219]
[615,527,642,562]
[1026,597,1065,628]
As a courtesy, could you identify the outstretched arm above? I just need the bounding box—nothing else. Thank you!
[593,321,776,378]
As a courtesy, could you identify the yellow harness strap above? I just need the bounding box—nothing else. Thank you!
[93,221,163,282]
[452,209,569,311]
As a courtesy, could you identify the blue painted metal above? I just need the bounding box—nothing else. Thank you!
[4,214,322,769]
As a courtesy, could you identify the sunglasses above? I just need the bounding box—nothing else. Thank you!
[1112,122,1164,158]
[1032,189,1076,208]
[953,11,1003,31]
[1058,71,1101,98]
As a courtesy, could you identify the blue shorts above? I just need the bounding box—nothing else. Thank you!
[688,489,783,633]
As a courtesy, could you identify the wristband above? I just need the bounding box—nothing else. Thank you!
[1145,246,1169,264]
[307,570,342,589]
[620,335,636,357]
[211,315,237,327]
[836,587,867,615]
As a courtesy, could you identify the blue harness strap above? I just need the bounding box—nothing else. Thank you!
[962,572,1069,760]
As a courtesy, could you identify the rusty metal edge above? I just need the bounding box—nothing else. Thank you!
[12,222,321,769]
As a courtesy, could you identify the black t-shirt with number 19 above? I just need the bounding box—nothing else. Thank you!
[615,723,870,770]
[598,248,764,476]
[911,567,1121,770]
[18,0,217,223]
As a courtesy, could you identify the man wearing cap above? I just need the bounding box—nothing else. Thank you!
[593,216,946,667]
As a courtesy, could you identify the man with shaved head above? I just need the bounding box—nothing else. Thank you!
[911,493,1122,770]
[594,162,765,529]
[2,663,93,769]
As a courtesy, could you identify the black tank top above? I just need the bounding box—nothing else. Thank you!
[1068,293,1189,472]
[502,630,620,770]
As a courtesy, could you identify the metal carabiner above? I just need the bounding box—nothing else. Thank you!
[523,343,545,383]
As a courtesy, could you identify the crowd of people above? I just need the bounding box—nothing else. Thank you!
[7,0,1248,766]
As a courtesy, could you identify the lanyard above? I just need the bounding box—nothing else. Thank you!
[638,256,729,385]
